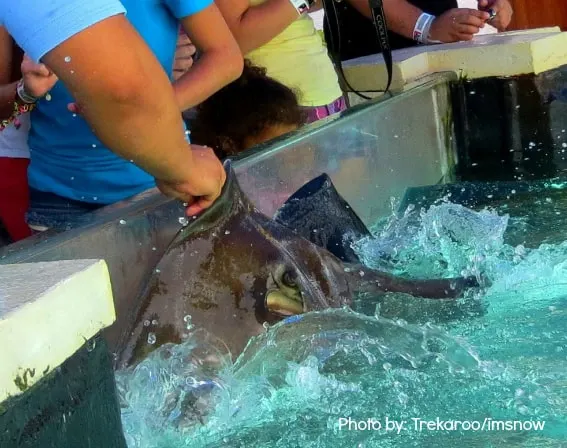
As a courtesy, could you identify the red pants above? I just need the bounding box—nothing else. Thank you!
[0,157,32,242]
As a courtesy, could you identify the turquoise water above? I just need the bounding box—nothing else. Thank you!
[116,194,567,447]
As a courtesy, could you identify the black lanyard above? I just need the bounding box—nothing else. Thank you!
[322,0,393,99]
[368,0,393,93]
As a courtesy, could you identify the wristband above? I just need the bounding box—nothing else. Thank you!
[288,0,314,15]
[413,12,436,44]
[16,79,39,104]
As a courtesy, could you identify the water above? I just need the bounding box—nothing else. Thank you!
[116,192,567,447]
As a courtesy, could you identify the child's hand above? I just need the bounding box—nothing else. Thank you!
[20,54,58,98]
[478,0,513,31]
[173,33,197,81]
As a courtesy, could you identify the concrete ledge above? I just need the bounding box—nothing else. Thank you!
[343,28,567,92]
[0,260,115,403]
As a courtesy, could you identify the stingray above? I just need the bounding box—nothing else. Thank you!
[116,161,478,368]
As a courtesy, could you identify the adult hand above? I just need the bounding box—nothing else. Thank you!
[478,0,513,31]
[173,32,197,81]
[429,8,490,43]
[20,54,58,98]
[156,145,226,216]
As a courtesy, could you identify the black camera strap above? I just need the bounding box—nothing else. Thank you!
[322,0,393,100]
[368,0,393,93]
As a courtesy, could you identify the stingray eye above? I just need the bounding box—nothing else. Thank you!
[281,270,298,288]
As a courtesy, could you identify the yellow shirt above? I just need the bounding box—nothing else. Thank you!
[246,5,343,107]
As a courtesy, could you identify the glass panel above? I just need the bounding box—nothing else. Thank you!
[233,72,457,224]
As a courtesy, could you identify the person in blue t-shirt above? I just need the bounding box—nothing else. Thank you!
[23,0,242,230]
[1,1,232,223]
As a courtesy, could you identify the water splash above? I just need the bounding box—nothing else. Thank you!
[117,201,567,447]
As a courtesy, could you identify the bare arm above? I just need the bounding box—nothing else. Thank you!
[345,0,489,43]
[216,0,302,55]
[42,15,216,189]
[346,0,422,38]
[173,4,243,111]
[0,27,17,119]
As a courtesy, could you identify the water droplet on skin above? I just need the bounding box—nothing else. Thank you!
[470,91,476,95]
[179,217,189,226]
[45,93,51,101]
[155,268,161,274]
[92,144,97,148]
[563,143,567,148]
[64,56,71,63]
[511,189,516,194]
[119,219,126,225]
[224,230,231,235]
[143,320,151,327]
[147,332,156,344]
[72,114,77,117]
[70,70,74,74]
[152,247,157,251]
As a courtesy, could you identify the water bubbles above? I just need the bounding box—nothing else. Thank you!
[64,56,71,63]
[183,315,194,331]
[178,217,189,226]
[358,270,365,277]
[224,230,231,235]
[155,268,161,274]
[119,219,126,225]
[152,247,157,251]
[93,197,98,201]
[143,320,151,327]
[92,144,97,148]
[563,143,567,148]
[151,319,158,326]
[45,93,51,101]
[70,176,74,181]
[147,332,156,345]
[262,322,270,331]
[382,362,392,371]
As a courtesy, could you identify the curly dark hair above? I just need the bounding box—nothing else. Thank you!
[190,60,306,159]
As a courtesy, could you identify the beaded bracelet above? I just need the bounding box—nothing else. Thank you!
[0,100,36,131]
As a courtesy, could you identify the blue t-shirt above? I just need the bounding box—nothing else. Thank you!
[28,0,211,204]
[1,0,126,63]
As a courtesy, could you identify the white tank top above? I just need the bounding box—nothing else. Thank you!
[0,112,30,158]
